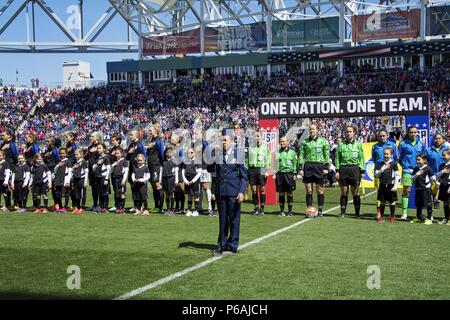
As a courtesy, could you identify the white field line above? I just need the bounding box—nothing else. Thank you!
[115,190,377,300]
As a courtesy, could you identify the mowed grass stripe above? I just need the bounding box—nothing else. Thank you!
[115,191,377,300]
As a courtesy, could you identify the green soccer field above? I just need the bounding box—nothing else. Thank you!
[0,185,449,300]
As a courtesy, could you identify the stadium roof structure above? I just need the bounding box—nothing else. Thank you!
[0,0,448,53]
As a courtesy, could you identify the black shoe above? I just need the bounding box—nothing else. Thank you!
[258,209,264,216]
[227,246,238,254]
[287,212,292,217]
[338,213,345,219]
[253,208,259,215]
[279,211,286,217]
[318,212,324,217]
[434,200,440,210]
[355,213,360,219]
[212,249,223,257]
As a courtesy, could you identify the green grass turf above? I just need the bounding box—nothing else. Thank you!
[0,185,449,300]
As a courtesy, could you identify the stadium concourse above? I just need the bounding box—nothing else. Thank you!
[1,68,448,151]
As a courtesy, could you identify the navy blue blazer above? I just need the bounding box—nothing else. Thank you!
[214,147,248,197]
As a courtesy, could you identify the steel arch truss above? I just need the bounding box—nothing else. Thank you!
[0,0,448,53]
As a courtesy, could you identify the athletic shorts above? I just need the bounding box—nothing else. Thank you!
[302,162,326,185]
[438,184,450,204]
[185,181,200,197]
[415,188,433,208]
[32,182,48,195]
[276,173,296,193]
[248,167,267,186]
[401,174,413,187]
[338,165,361,187]
[111,177,126,198]
[162,176,176,193]
[377,184,398,204]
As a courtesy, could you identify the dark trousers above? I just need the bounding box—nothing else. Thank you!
[0,181,11,207]
[13,182,26,208]
[218,195,241,251]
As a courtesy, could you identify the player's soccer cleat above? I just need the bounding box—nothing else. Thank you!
[400,214,409,221]
[142,210,150,216]
[134,210,142,216]
[185,210,192,216]
[191,211,199,217]
[388,216,396,223]
[377,216,384,222]
[439,219,448,225]
[410,218,422,224]
[279,211,286,217]
[338,213,345,219]
[424,219,432,225]
[41,208,48,213]
[108,207,117,212]
[34,209,41,214]
[287,212,293,217]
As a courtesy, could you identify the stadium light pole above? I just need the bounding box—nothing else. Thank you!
[200,0,205,75]
[265,1,272,80]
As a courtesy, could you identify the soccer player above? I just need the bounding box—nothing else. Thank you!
[335,125,365,219]
[247,130,270,216]
[410,155,435,225]
[437,149,450,225]
[93,143,111,213]
[1,130,18,209]
[398,126,426,221]
[64,132,78,165]
[298,124,330,217]
[374,147,399,223]
[126,129,147,212]
[273,137,297,217]
[162,147,178,216]
[425,133,449,210]
[146,124,165,213]
[372,129,398,217]
[24,133,40,166]
[0,150,12,211]
[110,147,128,214]
[131,154,150,216]
[84,132,101,211]
[53,148,72,213]
[11,154,30,212]
[182,147,202,217]
[30,153,52,214]
[71,149,89,214]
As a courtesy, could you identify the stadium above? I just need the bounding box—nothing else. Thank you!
[0,0,449,306]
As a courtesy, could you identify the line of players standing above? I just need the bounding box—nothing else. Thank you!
[1,124,449,224]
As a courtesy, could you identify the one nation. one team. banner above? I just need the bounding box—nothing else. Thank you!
[258,92,430,119]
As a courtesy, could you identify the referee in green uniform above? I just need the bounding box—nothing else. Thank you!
[299,124,330,217]
[273,136,298,217]
[247,131,271,216]
[335,125,366,219]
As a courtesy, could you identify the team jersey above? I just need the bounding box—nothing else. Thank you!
[398,137,426,175]
[30,163,51,185]
[43,146,60,171]
[275,148,297,173]
[0,159,11,183]
[111,158,128,178]
[71,159,89,180]
[412,165,435,190]
[247,143,271,169]
[372,140,398,165]
[425,144,449,174]
[335,139,365,172]
[147,136,165,166]
[437,161,450,185]
[93,154,111,181]
[54,158,72,187]
[132,165,150,182]
[298,136,330,168]
[13,163,30,185]
[24,142,40,165]
[374,160,399,185]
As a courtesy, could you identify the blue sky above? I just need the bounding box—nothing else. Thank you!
[0,0,138,86]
